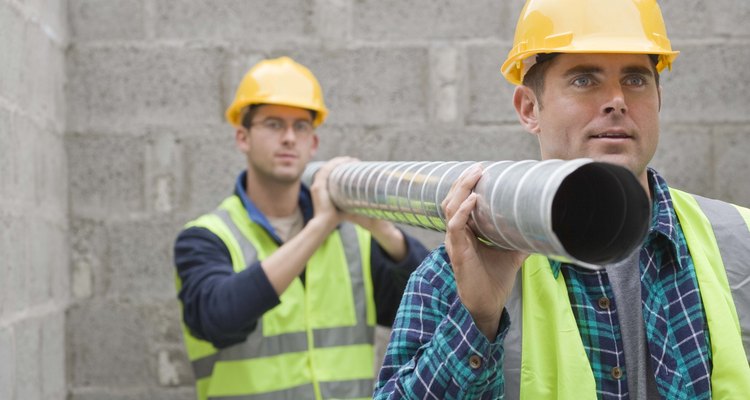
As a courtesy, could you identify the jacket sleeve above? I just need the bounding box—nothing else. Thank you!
[370,230,430,326]
[373,247,508,399]
[174,226,280,348]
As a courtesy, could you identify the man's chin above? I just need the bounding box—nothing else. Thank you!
[587,155,647,177]
[273,167,305,184]
[588,154,632,168]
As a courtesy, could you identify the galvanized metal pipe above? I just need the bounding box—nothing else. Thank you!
[302,159,650,268]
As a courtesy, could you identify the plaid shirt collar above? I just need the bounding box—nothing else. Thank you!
[550,167,688,277]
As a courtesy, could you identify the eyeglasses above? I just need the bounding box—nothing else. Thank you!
[249,117,314,137]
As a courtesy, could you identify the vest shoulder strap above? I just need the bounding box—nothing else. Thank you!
[670,189,750,398]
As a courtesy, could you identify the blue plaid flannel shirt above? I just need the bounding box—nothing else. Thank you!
[374,169,711,399]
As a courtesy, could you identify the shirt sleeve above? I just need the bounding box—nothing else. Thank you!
[370,230,430,327]
[174,226,280,348]
[373,246,510,400]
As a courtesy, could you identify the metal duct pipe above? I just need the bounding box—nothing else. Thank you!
[302,159,650,269]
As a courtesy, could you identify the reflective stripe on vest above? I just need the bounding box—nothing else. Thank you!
[179,195,376,400]
[519,189,750,399]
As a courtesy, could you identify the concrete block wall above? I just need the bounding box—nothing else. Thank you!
[62,2,750,399]
[0,0,69,399]
[0,0,747,399]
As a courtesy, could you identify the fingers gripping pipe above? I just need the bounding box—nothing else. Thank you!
[302,159,650,269]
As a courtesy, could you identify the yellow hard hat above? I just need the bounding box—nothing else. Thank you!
[501,0,680,85]
[225,56,328,127]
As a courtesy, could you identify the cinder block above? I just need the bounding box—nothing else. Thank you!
[0,326,14,400]
[15,318,42,400]
[659,0,713,38]
[44,224,70,305]
[67,301,152,386]
[38,0,68,44]
[156,347,193,387]
[0,214,30,314]
[26,220,68,306]
[0,213,11,316]
[714,127,750,207]
[66,134,145,216]
[278,123,538,165]
[430,46,459,123]
[710,0,750,36]
[68,0,145,41]
[313,0,351,45]
[33,128,68,213]
[70,217,108,299]
[107,215,184,298]
[387,124,539,162]
[466,45,520,124]
[660,43,750,123]
[41,312,66,399]
[139,299,185,346]
[66,46,224,132]
[180,132,245,214]
[353,0,504,40]
[0,2,25,106]
[651,123,715,197]
[154,0,313,40]
[10,116,41,206]
[144,131,183,213]
[20,25,66,128]
[279,47,430,125]
[312,124,372,161]
[27,220,52,306]
[0,108,16,201]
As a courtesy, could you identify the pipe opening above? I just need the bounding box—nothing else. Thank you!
[552,163,650,265]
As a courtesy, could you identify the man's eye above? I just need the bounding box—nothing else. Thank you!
[572,76,592,87]
[624,76,645,86]
[264,119,284,131]
[294,121,313,134]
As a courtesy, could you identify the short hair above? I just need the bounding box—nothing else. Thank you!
[521,53,560,101]
[521,53,661,107]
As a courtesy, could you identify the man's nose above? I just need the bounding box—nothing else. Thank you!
[602,85,627,115]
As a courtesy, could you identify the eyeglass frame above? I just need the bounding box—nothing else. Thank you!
[247,117,315,137]
[240,104,318,138]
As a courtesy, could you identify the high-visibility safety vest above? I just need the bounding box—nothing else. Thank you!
[518,189,750,399]
[177,195,378,400]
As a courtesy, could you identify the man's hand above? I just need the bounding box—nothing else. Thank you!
[315,157,409,262]
[442,164,528,339]
[309,156,354,232]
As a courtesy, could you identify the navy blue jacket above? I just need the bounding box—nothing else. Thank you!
[174,171,429,348]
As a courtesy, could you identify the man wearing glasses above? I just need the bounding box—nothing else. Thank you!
[173,57,428,400]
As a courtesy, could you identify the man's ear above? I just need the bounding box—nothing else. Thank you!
[309,133,320,157]
[235,127,250,152]
[657,84,662,112]
[513,85,541,135]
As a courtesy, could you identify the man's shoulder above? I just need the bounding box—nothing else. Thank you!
[670,188,749,219]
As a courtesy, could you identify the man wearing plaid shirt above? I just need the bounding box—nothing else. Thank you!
[374,0,750,399]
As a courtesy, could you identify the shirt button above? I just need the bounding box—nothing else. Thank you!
[598,297,611,309]
[469,354,482,369]
[611,366,623,379]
